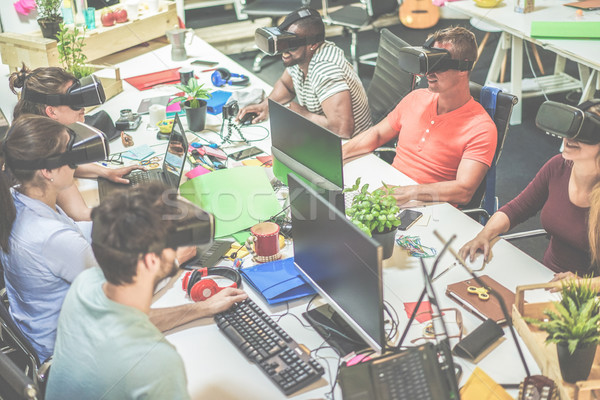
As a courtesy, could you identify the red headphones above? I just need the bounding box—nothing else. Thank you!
[181,267,242,302]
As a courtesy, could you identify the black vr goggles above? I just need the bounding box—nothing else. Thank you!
[536,100,600,144]
[91,198,215,253]
[6,121,109,170]
[255,8,325,56]
[22,75,106,110]
[398,36,474,75]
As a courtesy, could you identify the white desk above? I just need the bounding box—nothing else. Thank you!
[154,152,557,399]
[2,32,560,398]
[447,0,600,125]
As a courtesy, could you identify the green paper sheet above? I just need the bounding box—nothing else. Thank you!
[531,21,600,39]
[232,230,252,244]
[180,166,282,238]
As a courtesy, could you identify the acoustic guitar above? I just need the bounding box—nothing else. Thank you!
[399,0,440,30]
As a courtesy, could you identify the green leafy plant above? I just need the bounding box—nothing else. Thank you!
[343,178,401,237]
[36,0,62,20]
[525,278,600,355]
[56,24,94,79]
[168,78,212,109]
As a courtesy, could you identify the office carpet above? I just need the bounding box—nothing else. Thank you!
[189,9,590,264]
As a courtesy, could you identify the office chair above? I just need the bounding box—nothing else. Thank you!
[321,0,398,72]
[0,288,52,396]
[239,0,321,72]
[366,28,417,125]
[0,352,39,400]
[461,82,518,219]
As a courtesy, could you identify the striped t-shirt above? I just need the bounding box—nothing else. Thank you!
[287,41,372,136]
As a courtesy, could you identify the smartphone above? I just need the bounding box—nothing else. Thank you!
[191,60,218,67]
[397,209,423,231]
[229,146,264,161]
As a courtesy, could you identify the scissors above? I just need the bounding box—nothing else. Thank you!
[139,156,161,169]
[467,285,490,300]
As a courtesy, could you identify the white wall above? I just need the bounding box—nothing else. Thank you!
[0,2,43,34]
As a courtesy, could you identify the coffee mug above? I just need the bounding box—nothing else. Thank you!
[245,222,281,263]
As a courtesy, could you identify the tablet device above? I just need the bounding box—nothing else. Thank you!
[136,95,171,115]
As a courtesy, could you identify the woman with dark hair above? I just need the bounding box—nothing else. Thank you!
[460,102,600,276]
[0,115,97,362]
[9,64,141,221]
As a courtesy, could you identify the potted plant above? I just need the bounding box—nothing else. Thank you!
[344,178,401,259]
[168,78,211,132]
[36,0,63,39]
[525,278,600,383]
[56,24,94,79]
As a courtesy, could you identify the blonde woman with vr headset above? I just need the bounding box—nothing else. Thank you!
[460,100,600,276]
[9,65,142,221]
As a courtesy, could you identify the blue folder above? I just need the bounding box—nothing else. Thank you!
[240,257,316,305]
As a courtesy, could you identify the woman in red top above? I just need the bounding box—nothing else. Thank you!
[459,102,600,275]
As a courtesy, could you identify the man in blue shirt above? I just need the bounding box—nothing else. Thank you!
[46,184,247,399]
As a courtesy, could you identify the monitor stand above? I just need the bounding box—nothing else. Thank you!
[302,304,368,356]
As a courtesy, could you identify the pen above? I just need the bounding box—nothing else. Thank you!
[201,68,218,73]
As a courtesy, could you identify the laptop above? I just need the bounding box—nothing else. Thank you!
[97,113,188,201]
[338,259,461,400]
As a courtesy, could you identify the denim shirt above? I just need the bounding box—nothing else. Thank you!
[0,188,96,362]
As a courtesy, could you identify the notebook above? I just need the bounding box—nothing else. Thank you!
[530,21,600,39]
[97,113,188,201]
[564,0,600,10]
[446,275,516,325]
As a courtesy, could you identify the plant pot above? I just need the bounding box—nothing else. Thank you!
[371,228,397,259]
[37,17,63,40]
[184,99,207,132]
[556,342,597,383]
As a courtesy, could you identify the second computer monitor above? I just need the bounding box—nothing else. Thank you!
[289,173,385,354]
[269,100,344,210]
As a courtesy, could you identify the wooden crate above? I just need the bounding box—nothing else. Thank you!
[0,2,177,72]
[513,282,600,400]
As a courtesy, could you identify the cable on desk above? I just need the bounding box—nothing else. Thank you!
[311,341,342,400]
[383,301,400,345]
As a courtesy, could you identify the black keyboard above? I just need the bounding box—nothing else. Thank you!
[127,171,151,185]
[371,344,449,400]
[215,299,325,395]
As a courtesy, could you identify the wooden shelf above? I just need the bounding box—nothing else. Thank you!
[0,2,177,72]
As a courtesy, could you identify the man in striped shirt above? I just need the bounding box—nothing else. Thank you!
[238,8,372,139]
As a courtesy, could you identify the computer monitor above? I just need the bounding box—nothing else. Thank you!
[269,99,345,212]
[288,173,385,354]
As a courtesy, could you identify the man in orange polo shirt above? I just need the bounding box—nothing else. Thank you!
[342,26,496,207]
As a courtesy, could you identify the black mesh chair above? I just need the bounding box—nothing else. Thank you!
[321,0,398,71]
[367,28,416,125]
[461,82,518,216]
[0,352,39,400]
[240,0,320,72]
[374,81,517,213]
[0,288,51,398]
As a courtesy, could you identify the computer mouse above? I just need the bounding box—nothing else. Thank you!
[240,112,258,125]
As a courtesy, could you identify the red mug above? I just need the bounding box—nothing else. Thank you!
[245,222,281,263]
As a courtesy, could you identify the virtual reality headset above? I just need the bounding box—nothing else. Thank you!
[22,75,106,109]
[92,198,215,253]
[536,100,600,144]
[255,8,325,56]
[6,121,109,170]
[398,36,474,75]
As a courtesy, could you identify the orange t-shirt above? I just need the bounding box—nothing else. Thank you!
[387,89,497,184]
